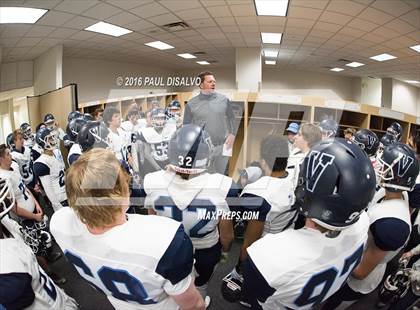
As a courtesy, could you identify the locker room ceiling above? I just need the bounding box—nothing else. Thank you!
[0,0,419,84]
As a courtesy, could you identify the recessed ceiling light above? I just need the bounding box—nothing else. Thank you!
[330,68,344,72]
[0,7,48,24]
[144,41,174,50]
[177,53,197,59]
[409,45,420,53]
[264,50,278,58]
[197,61,210,65]
[369,53,397,62]
[85,21,132,37]
[406,80,420,84]
[346,62,365,68]
[265,60,276,65]
[254,0,289,16]
[261,32,282,44]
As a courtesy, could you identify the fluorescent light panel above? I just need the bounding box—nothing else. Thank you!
[370,53,397,61]
[346,62,365,68]
[265,60,276,65]
[261,32,282,44]
[409,45,420,53]
[145,41,174,50]
[177,53,197,59]
[264,50,278,58]
[0,7,47,24]
[255,0,289,16]
[330,68,344,72]
[197,61,210,65]
[85,21,132,37]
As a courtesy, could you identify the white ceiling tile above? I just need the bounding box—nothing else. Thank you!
[260,25,286,33]
[235,16,258,26]
[105,12,140,26]
[62,16,98,30]
[360,32,388,44]
[309,29,336,39]
[257,16,287,26]
[48,28,78,38]
[406,30,420,41]
[403,0,420,9]
[15,37,42,47]
[0,37,20,47]
[288,7,323,20]
[399,9,420,28]
[219,26,240,33]
[37,37,64,47]
[175,7,210,19]
[347,18,379,31]
[131,2,170,18]
[285,27,310,36]
[325,0,367,16]
[105,0,152,10]
[371,0,413,17]
[125,19,155,31]
[25,25,55,37]
[319,11,354,25]
[230,4,255,17]
[82,2,122,20]
[189,18,218,27]
[158,0,202,11]
[291,0,329,9]
[337,26,366,37]
[54,0,99,14]
[199,0,226,7]
[173,29,200,37]
[0,25,31,38]
[370,26,404,39]
[214,17,237,26]
[358,7,394,25]
[36,11,75,26]
[206,6,232,17]
[69,31,96,41]
[313,21,343,32]
[147,13,181,25]
[383,19,417,35]
[23,0,61,9]
[286,18,316,28]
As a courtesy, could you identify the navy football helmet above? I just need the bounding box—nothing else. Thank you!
[319,119,338,139]
[6,133,14,149]
[295,138,376,230]
[77,121,109,152]
[378,133,396,154]
[66,117,87,142]
[168,124,213,174]
[20,122,34,141]
[352,129,379,157]
[376,142,419,192]
[151,108,166,130]
[36,127,59,150]
[167,100,181,118]
[43,113,55,128]
[67,111,82,123]
[387,122,403,141]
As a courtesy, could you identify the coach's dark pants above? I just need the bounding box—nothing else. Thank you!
[194,242,221,286]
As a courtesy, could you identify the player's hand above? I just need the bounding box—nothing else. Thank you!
[34,183,42,193]
[401,251,413,261]
[35,203,43,216]
[225,134,235,150]
[33,212,43,222]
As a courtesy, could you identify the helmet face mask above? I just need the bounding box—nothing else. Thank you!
[151,109,166,130]
[0,179,15,220]
[36,128,59,150]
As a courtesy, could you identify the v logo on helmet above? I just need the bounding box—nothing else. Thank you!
[397,155,414,177]
[306,151,335,192]
[367,135,376,150]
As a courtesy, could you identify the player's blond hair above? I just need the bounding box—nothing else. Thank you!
[301,123,322,147]
[66,148,130,228]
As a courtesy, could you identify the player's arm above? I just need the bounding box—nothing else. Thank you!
[13,203,42,222]
[171,281,205,310]
[148,208,157,215]
[219,218,234,252]
[0,273,35,309]
[352,218,410,280]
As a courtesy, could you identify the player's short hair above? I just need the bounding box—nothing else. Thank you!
[92,108,104,118]
[0,144,7,158]
[102,106,120,126]
[260,136,289,172]
[301,123,322,147]
[198,71,214,84]
[12,129,23,142]
[66,148,130,228]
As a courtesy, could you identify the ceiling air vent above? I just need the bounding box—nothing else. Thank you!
[338,58,351,62]
[162,21,190,32]
[193,51,206,55]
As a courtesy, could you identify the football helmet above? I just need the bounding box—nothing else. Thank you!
[83,113,94,121]
[375,142,419,192]
[387,122,403,141]
[20,122,34,141]
[0,177,15,220]
[221,268,243,303]
[20,219,52,257]
[351,129,379,157]
[319,119,338,139]
[167,100,181,118]
[151,108,166,130]
[77,121,109,152]
[6,133,14,149]
[295,138,376,230]
[378,133,396,154]
[168,124,213,175]
[66,117,87,142]
[36,127,59,150]
[67,111,82,123]
[43,113,55,128]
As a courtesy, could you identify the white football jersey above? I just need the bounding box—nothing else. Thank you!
[31,143,43,162]
[0,238,77,310]
[247,212,369,310]
[0,164,35,213]
[241,175,296,235]
[24,137,35,148]
[107,128,130,161]
[144,170,232,249]
[121,120,147,133]
[139,124,176,163]
[67,143,82,165]
[286,149,306,190]
[33,154,66,211]
[11,147,34,186]
[348,198,411,294]
[51,207,193,310]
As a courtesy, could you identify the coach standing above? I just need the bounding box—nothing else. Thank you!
[183,71,235,174]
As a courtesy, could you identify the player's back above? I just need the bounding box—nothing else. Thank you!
[50,207,194,310]
[144,170,232,249]
[34,154,66,197]
[246,211,369,310]
[0,238,77,310]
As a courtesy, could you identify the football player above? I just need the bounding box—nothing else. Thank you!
[144,124,235,306]
[242,138,376,310]
[319,118,338,140]
[166,100,182,128]
[20,122,36,148]
[66,116,88,165]
[222,136,295,305]
[10,129,35,189]
[387,121,403,142]
[121,108,146,133]
[44,113,71,149]
[51,148,205,310]
[77,121,110,153]
[103,106,131,161]
[351,128,379,167]
[6,133,14,149]
[323,142,419,309]
[0,177,77,309]
[33,128,68,211]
